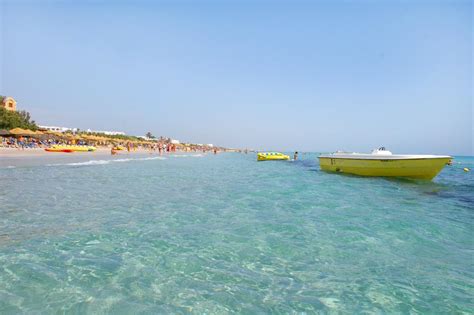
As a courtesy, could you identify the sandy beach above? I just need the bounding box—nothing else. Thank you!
[0,147,153,158]
[0,147,171,168]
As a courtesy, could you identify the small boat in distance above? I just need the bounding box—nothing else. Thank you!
[257,152,290,161]
[318,147,452,180]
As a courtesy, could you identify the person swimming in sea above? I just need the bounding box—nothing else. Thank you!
[294,151,298,160]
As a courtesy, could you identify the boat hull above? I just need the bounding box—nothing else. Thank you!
[318,157,451,180]
[257,156,290,161]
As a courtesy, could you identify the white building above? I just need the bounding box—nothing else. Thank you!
[38,125,126,136]
[85,129,125,136]
[137,136,155,141]
[38,125,77,133]
[170,139,180,144]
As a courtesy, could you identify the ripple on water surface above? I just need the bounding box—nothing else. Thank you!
[0,153,473,313]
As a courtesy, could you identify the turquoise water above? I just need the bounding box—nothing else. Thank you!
[0,152,472,313]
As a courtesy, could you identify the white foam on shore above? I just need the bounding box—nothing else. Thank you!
[171,154,205,158]
[66,160,110,166]
[47,156,166,167]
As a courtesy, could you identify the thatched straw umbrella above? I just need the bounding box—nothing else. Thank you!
[44,130,59,135]
[30,130,44,137]
[9,128,36,136]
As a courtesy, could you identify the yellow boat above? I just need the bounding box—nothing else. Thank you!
[318,147,452,180]
[257,152,290,161]
[51,145,96,152]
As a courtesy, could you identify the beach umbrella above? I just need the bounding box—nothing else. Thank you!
[0,129,11,136]
[37,131,52,140]
[9,128,26,135]
[44,130,60,135]
[43,131,68,138]
[61,133,74,138]
[21,129,36,135]
[31,130,44,136]
[27,130,44,138]
[47,132,63,139]
[9,128,36,136]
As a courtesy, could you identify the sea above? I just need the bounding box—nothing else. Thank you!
[0,152,472,313]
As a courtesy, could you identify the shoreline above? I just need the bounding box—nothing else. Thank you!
[0,147,164,158]
[0,147,204,168]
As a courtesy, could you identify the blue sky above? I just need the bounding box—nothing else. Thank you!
[1,0,472,154]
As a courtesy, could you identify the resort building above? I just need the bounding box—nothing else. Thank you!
[1,96,17,111]
[38,125,78,133]
[38,126,126,135]
[85,129,125,136]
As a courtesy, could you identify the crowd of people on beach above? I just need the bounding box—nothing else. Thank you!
[0,136,72,149]
[0,134,224,154]
[112,142,220,155]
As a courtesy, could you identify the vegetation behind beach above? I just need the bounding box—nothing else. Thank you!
[0,96,38,131]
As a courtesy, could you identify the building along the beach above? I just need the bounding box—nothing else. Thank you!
[85,129,125,136]
[1,96,17,111]
[38,125,78,133]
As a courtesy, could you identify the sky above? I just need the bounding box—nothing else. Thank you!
[0,0,472,154]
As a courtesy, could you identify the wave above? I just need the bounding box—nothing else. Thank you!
[171,154,205,158]
[65,160,111,166]
[112,156,167,163]
[47,156,167,167]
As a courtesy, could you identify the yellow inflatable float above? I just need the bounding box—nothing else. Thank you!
[51,145,96,152]
[257,152,290,161]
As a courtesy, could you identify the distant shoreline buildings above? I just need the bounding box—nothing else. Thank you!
[2,95,220,148]
[1,96,17,111]
[38,125,125,136]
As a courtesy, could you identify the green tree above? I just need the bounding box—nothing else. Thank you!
[145,131,155,139]
[0,106,38,130]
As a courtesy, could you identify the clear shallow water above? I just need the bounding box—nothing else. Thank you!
[0,152,472,313]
